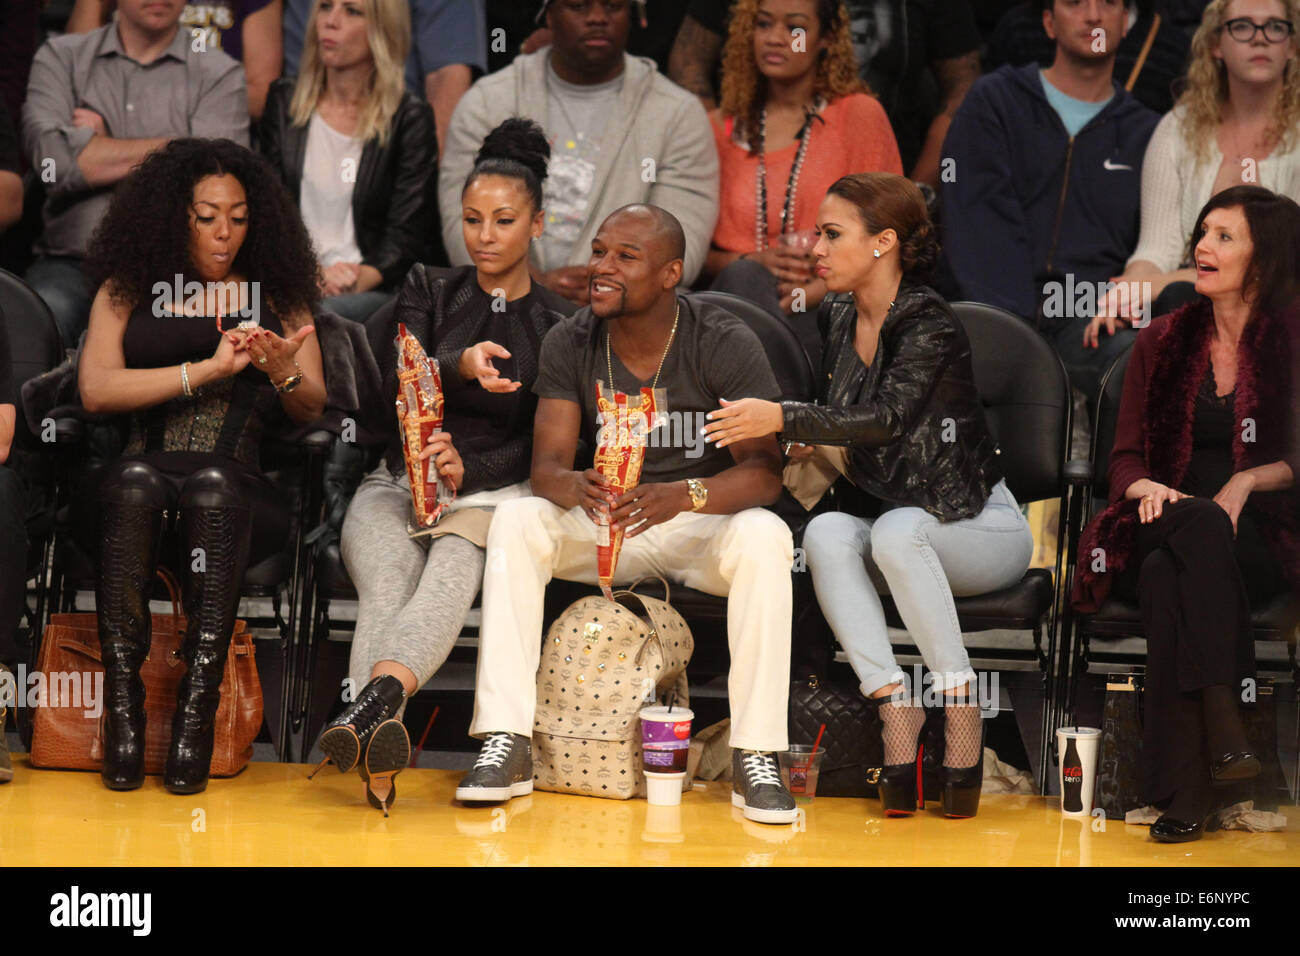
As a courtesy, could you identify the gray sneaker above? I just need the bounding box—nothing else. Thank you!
[731,749,798,824]
[455,732,533,802]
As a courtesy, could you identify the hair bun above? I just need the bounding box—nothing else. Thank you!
[901,219,939,279]
[475,117,551,186]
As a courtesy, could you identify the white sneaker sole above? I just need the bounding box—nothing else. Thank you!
[455,778,534,803]
[731,789,799,824]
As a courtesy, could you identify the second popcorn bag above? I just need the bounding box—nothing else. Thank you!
[593,381,663,599]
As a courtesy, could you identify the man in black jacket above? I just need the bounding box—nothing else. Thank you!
[940,0,1159,405]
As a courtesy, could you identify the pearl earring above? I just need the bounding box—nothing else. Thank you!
[873,249,881,258]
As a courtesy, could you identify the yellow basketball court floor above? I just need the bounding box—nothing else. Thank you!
[2,757,1295,866]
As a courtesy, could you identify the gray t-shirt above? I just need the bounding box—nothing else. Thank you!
[533,296,782,485]
[541,61,623,271]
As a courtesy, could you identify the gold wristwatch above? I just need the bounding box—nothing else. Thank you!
[686,478,708,512]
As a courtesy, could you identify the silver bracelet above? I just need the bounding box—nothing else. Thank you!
[180,361,192,397]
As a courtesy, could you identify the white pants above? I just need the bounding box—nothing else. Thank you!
[470,496,794,752]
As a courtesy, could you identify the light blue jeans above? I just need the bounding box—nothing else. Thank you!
[803,479,1034,697]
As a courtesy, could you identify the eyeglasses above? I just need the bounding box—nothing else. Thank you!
[1221,17,1295,43]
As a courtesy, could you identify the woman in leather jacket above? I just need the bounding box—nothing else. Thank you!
[704,172,1034,819]
[260,0,438,323]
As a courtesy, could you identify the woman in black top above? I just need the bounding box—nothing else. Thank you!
[704,172,1034,819]
[78,138,325,794]
[311,119,572,814]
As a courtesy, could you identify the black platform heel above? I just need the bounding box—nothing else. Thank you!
[873,698,926,817]
[939,706,984,819]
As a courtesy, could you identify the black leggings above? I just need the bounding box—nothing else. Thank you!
[87,458,289,581]
[1113,496,1283,805]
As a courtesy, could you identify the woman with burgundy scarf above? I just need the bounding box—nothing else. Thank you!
[1074,185,1300,844]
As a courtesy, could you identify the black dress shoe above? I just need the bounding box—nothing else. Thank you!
[1212,752,1262,781]
[1150,816,1204,843]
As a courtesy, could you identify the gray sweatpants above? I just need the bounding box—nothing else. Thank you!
[339,467,485,696]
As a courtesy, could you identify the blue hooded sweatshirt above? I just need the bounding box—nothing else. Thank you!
[939,63,1159,332]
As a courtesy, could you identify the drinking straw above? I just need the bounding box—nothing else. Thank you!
[802,722,827,772]
[409,705,441,768]
[666,690,676,714]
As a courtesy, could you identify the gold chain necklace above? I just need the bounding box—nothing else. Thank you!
[605,303,680,392]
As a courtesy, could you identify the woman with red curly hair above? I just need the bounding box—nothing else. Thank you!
[704,0,902,356]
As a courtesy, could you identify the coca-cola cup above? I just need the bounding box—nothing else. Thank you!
[639,705,693,806]
[1057,726,1101,817]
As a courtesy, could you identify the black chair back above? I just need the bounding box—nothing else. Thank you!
[1089,346,1134,504]
[950,301,1071,503]
[686,290,816,401]
[0,267,62,420]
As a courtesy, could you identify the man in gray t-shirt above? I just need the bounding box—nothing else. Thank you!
[459,204,800,826]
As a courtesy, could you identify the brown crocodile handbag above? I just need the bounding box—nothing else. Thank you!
[30,570,261,776]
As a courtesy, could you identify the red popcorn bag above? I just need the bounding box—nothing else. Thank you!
[395,322,454,532]
[594,381,661,599]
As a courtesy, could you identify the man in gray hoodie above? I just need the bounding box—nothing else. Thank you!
[438,0,719,305]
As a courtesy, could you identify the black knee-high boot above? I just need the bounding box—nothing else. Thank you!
[165,470,251,794]
[95,464,169,791]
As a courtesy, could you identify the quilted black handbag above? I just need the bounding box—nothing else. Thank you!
[788,671,884,797]
[787,670,949,799]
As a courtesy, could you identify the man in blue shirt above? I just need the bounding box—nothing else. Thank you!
[940,0,1159,405]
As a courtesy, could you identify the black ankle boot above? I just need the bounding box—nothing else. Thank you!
[164,502,250,795]
[310,674,407,776]
[96,500,166,791]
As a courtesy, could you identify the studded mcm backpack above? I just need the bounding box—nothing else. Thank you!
[533,577,693,800]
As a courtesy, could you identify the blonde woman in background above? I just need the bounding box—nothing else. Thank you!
[260,0,438,322]
[1091,0,1300,339]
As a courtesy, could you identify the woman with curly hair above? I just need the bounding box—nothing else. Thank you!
[260,0,437,323]
[78,137,325,794]
[704,173,1033,820]
[1091,0,1300,336]
[705,0,902,356]
[308,118,571,815]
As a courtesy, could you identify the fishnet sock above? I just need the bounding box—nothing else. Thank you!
[943,704,983,768]
[880,700,925,765]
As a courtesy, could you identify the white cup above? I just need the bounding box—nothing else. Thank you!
[1057,726,1102,817]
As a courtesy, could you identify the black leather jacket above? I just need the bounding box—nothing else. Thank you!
[780,283,1002,521]
[259,78,440,289]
